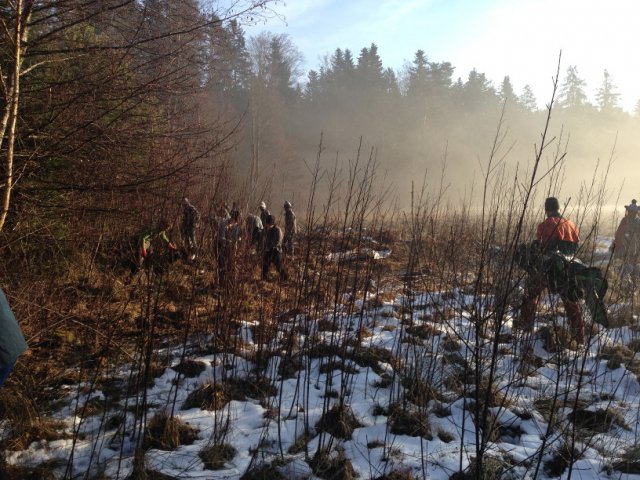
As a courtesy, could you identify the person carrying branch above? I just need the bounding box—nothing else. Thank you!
[518,197,585,344]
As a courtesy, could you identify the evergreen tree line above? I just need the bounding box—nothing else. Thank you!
[206,27,640,205]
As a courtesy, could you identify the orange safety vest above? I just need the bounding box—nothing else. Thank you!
[536,215,579,252]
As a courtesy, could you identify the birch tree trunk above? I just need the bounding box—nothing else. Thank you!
[0,0,32,232]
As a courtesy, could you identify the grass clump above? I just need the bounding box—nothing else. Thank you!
[539,325,577,352]
[0,415,69,451]
[315,403,363,440]
[182,376,277,411]
[319,360,360,375]
[612,445,640,474]
[402,376,444,406]
[543,443,583,478]
[388,404,432,439]
[240,463,287,480]
[374,470,417,480]
[309,448,357,480]
[405,323,439,340]
[288,429,314,454]
[199,443,237,470]
[449,455,509,480]
[568,407,630,433]
[172,359,206,378]
[143,411,199,451]
[182,383,229,411]
[437,428,455,443]
[2,459,64,480]
[351,346,398,374]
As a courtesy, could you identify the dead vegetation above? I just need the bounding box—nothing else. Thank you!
[143,411,199,451]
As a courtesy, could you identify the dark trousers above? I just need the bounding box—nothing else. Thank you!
[262,249,287,280]
[218,243,237,285]
[0,362,14,388]
[283,234,294,255]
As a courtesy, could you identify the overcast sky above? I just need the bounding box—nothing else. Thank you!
[239,0,640,111]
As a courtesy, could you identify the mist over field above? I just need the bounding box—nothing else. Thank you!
[210,32,640,214]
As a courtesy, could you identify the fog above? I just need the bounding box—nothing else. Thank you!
[209,31,640,217]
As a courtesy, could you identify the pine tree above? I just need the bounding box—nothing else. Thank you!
[357,43,384,89]
[595,69,620,113]
[558,65,588,109]
[406,49,429,98]
[498,75,518,106]
[519,84,538,112]
[429,61,454,90]
[461,68,495,110]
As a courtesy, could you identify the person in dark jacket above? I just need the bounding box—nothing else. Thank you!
[262,215,288,281]
[181,197,200,259]
[0,288,27,388]
[518,197,585,344]
[283,201,297,255]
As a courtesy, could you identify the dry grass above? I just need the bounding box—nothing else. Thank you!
[172,359,207,378]
[309,448,357,480]
[199,443,237,470]
[387,403,432,439]
[315,404,363,440]
[143,411,199,451]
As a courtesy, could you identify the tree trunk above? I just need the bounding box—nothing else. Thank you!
[0,0,31,232]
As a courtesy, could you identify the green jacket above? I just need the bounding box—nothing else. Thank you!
[140,229,174,257]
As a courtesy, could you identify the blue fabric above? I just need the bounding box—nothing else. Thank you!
[0,361,14,388]
[0,288,27,368]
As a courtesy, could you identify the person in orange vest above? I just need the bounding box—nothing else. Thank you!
[518,197,585,344]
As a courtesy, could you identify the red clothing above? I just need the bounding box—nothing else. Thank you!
[536,215,579,253]
[520,276,585,344]
[614,215,640,260]
[614,216,630,250]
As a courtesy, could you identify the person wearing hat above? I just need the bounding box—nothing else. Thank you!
[518,197,585,344]
[613,199,640,283]
[283,201,297,255]
[262,214,288,281]
[258,201,270,229]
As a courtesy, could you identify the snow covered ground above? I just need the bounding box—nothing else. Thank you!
[5,279,640,479]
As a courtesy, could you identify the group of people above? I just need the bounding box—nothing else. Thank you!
[0,195,634,389]
[138,198,298,284]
